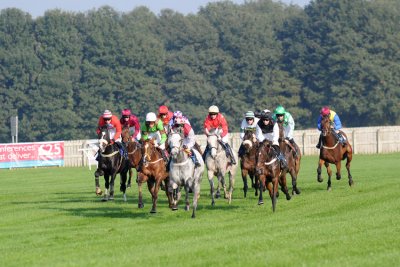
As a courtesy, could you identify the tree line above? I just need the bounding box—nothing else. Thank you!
[1,0,399,143]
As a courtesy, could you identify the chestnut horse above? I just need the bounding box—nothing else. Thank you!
[277,122,301,195]
[137,139,172,213]
[239,130,259,198]
[318,116,354,190]
[121,127,142,188]
[256,140,291,212]
[95,126,130,201]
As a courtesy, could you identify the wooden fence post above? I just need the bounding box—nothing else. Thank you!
[376,129,381,154]
[302,132,306,156]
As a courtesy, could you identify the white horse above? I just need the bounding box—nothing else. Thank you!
[168,131,205,218]
[205,129,238,206]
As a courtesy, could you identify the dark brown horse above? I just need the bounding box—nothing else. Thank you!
[277,122,301,195]
[95,126,130,201]
[256,140,291,212]
[317,116,354,190]
[121,126,142,188]
[137,139,172,213]
[239,130,259,198]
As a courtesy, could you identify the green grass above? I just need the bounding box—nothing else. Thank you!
[1,153,399,267]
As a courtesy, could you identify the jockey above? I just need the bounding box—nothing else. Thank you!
[316,106,346,148]
[203,105,236,165]
[141,112,168,162]
[158,105,173,132]
[95,110,126,176]
[255,110,288,170]
[272,105,296,144]
[168,110,191,127]
[170,111,200,167]
[120,109,141,141]
[238,111,259,157]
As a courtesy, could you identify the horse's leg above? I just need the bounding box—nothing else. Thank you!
[148,180,157,213]
[120,171,127,202]
[317,159,325,182]
[164,178,173,209]
[254,173,259,196]
[279,173,291,201]
[102,174,110,201]
[346,150,354,186]
[289,168,300,195]
[335,160,342,180]
[227,171,235,204]
[208,170,215,206]
[127,167,132,188]
[95,174,102,196]
[325,162,332,191]
[108,172,117,201]
[242,168,249,198]
[258,176,265,205]
[192,183,200,219]
[184,185,190,211]
[271,176,279,212]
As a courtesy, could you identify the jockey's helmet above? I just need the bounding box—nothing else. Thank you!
[260,110,272,120]
[121,109,131,117]
[146,112,157,122]
[103,110,112,118]
[208,105,219,113]
[274,105,286,116]
[320,106,330,116]
[173,110,183,119]
[158,105,169,114]
[245,111,255,119]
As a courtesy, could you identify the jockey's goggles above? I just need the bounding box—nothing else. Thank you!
[159,113,167,116]
[209,113,218,116]
[276,114,284,116]
[245,117,254,121]
[122,115,129,119]
[103,117,111,121]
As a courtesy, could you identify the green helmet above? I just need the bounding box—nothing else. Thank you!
[274,105,286,115]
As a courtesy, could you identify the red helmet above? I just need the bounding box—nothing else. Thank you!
[121,109,131,116]
[158,105,169,114]
[320,106,330,116]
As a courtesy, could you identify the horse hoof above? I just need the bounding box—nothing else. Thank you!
[95,188,102,196]
[185,206,190,211]
[150,209,157,213]
[138,203,144,209]
[327,187,332,191]
[286,195,291,201]
[215,192,221,199]
[349,180,354,186]
[336,176,341,180]
[317,178,323,183]
[258,200,264,205]
[211,201,215,207]
[172,206,178,211]
[191,214,196,219]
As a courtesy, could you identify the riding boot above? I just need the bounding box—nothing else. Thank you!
[338,133,347,146]
[224,142,237,165]
[115,141,128,159]
[238,144,245,158]
[190,149,201,167]
[202,146,209,161]
[273,145,288,170]
[316,135,322,149]
[160,149,169,164]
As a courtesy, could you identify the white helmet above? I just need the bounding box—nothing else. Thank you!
[146,112,157,122]
[208,105,219,113]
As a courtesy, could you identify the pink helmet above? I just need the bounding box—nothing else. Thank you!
[158,105,169,114]
[320,106,330,116]
[173,110,183,119]
[103,110,112,118]
[121,109,131,116]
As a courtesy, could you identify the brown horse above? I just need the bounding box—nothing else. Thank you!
[137,139,172,213]
[277,122,301,195]
[317,116,354,190]
[121,126,143,188]
[256,140,291,212]
[239,130,259,198]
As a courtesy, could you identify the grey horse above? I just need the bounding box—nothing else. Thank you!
[205,129,238,206]
[168,131,205,218]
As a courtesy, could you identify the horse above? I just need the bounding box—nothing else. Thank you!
[239,129,259,198]
[277,122,301,195]
[121,126,142,188]
[168,129,205,218]
[318,116,354,190]
[205,129,238,206]
[95,126,130,201]
[137,138,172,213]
[255,140,291,212]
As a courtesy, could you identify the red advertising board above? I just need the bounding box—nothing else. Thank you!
[0,141,64,168]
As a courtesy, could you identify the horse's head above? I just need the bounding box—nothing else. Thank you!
[121,126,130,143]
[255,140,274,174]
[98,126,111,153]
[141,139,156,162]
[242,129,257,153]
[206,128,222,159]
[168,130,184,159]
[321,116,332,137]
